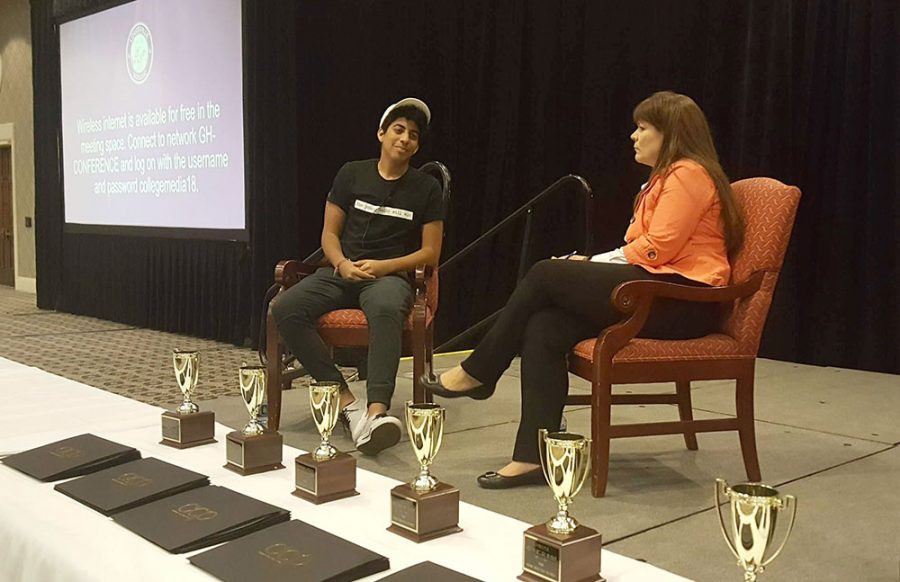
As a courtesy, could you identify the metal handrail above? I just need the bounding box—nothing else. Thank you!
[439,174,593,272]
[435,174,593,353]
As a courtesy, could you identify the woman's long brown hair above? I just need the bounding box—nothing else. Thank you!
[633,91,745,255]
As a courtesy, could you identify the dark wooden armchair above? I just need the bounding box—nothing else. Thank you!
[566,177,802,497]
[260,161,450,432]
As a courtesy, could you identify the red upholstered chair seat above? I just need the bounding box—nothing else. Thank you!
[318,308,436,331]
[572,334,744,364]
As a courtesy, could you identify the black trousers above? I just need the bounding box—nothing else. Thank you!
[461,259,718,464]
[271,268,412,407]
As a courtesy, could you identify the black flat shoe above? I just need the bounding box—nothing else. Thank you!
[419,374,496,401]
[477,468,546,489]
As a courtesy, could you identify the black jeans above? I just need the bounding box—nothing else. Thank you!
[461,259,718,464]
[271,268,412,407]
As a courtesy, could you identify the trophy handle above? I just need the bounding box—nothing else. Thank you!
[537,428,549,484]
[761,494,797,567]
[715,479,741,560]
[572,437,592,497]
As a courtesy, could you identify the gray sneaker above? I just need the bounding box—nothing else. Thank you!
[339,403,364,436]
[348,410,402,455]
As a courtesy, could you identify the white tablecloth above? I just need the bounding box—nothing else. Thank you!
[0,357,690,582]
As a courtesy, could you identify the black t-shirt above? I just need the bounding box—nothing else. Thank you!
[326,159,444,261]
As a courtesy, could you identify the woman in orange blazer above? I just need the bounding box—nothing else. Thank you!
[423,92,745,488]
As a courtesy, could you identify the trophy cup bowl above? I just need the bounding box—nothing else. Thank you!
[173,349,200,414]
[520,430,602,581]
[405,402,444,492]
[309,382,341,461]
[716,479,797,582]
[388,402,461,542]
[239,364,267,437]
[538,428,591,535]
[160,349,215,448]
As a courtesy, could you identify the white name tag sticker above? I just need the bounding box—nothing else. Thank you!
[354,199,414,221]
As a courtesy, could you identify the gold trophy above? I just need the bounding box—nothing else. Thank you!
[160,349,216,448]
[520,429,603,582]
[293,381,358,504]
[388,402,461,542]
[715,479,797,582]
[224,364,284,475]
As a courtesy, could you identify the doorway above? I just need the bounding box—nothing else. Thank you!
[0,146,13,287]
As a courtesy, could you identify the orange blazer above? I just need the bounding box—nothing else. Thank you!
[622,159,730,286]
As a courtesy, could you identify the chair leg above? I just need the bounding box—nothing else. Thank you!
[423,326,434,404]
[411,307,430,404]
[590,377,612,498]
[675,381,699,451]
[265,311,284,432]
[736,373,762,482]
[412,333,426,404]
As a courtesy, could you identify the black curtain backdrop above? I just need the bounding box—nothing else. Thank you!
[33,1,899,374]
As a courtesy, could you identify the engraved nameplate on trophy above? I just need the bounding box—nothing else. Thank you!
[388,402,461,542]
[519,430,603,582]
[224,365,283,476]
[292,382,358,504]
[161,349,216,449]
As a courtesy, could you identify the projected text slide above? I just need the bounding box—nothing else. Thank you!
[60,0,245,232]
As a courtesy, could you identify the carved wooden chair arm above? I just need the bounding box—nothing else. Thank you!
[274,259,321,289]
[592,271,765,359]
[611,271,764,313]
[412,264,434,293]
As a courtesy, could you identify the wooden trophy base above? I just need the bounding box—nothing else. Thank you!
[519,523,604,582]
[387,481,462,543]
[292,451,359,504]
[160,410,216,449]
[223,430,284,475]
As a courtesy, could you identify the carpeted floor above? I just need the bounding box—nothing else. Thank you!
[0,285,279,406]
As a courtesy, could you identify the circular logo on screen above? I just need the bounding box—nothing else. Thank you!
[126,23,153,84]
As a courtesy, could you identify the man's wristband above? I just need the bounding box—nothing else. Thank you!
[333,258,348,275]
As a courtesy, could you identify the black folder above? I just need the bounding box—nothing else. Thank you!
[378,562,483,581]
[189,519,390,582]
[0,433,141,482]
[112,485,290,553]
[54,457,209,516]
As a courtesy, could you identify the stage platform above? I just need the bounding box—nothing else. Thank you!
[1,285,897,581]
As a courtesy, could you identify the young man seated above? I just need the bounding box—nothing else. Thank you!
[271,98,444,455]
